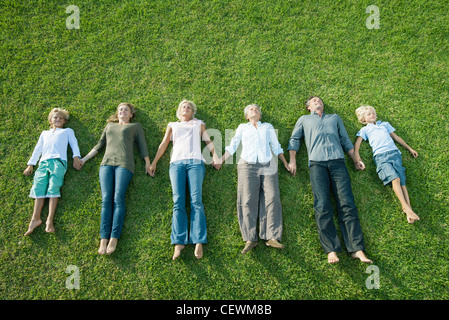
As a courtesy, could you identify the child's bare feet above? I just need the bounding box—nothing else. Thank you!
[194,243,203,259]
[24,219,42,236]
[327,251,340,264]
[45,221,55,233]
[351,250,372,263]
[404,208,420,223]
[106,238,118,254]
[98,239,109,255]
[172,244,185,260]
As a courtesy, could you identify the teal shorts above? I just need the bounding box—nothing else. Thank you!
[29,159,67,199]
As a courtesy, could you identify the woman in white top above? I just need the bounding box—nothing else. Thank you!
[149,100,219,260]
[216,104,290,254]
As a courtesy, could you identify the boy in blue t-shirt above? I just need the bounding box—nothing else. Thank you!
[354,105,420,223]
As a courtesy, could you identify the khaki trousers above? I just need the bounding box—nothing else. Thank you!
[237,159,283,242]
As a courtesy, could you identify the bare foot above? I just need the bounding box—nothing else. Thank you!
[45,221,55,233]
[404,208,420,224]
[172,244,185,260]
[98,239,109,255]
[328,251,340,264]
[194,243,203,259]
[106,238,118,254]
[24,219,42,236]
[351,250,372,263]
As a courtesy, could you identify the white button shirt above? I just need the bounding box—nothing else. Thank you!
[225,121,283,163]
[27,128,81,165]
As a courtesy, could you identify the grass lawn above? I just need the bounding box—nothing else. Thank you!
[1,0,448,301]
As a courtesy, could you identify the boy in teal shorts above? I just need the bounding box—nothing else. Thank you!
[23,108,82,235]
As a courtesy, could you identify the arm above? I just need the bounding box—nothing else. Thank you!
[278,153,290,172]
[353,136,365,170]
[390,132,418,158]
[68,129,83,170]
[288,150,297,176]
[215,125,243,170]
[148,125,172,176]
[287,117,304,177]
[201,124,220,168]
[80,149,99,165]
[347,148,365,171]
[81,125,107,165]
[24,133,44,176]
[135,124,152,174]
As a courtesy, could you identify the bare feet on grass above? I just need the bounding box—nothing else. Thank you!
[106,238,118,254]
[404,208,420,224]
[194,243,203,259]
[327,251,340,264]
[98,239,109,255]
[172,244,185,261]
[24,219,42,236]
[45,221,55,233]
[351,250,372,263]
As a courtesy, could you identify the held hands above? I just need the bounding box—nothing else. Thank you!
[73,157,83,170]
[354,160,365,171]
[148,163,156,177]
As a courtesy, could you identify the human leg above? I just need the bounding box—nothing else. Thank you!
[99,166,114,240]
[169,161,188,246]
[391,178,419,223]
[186,160,207,245]
[24,198,45,236]
[46,197,58,233]
[237,162,261,243]
[329,160,365,254]
[309,161,341,255]
[259,162,283,247]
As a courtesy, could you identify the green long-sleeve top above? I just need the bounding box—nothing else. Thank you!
[93,122,149,173]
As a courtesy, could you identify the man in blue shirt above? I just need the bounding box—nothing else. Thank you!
[287,96,372,264]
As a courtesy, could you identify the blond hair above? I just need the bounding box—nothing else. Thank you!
[48,108,69,125]
[108,102,136,122]
[176,100,197,120]
[355,105,377,124]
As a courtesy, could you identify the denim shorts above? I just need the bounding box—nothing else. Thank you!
[373,150,406,186]
[29,158,67,198]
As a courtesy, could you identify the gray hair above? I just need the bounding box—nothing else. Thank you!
[244,104,262,119]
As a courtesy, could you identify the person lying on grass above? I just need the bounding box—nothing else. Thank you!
[214,104,289,254]
[287,96,372,264]
[149,100,220,261]
[23,108,82,236]
[81,103,151,255]
[354,105,420,224]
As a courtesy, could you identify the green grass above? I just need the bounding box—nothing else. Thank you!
[1,0,448,300]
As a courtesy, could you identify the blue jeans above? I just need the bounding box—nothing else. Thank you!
[309,159,365,253]
[99,165,134,239]
[169,159,207,245]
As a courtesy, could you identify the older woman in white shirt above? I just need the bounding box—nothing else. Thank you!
[149,100,219,260]
[216,104,290,254]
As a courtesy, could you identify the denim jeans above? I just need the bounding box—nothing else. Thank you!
[99,165,134,239]
[169,159,207,245]
[309,159,365,253]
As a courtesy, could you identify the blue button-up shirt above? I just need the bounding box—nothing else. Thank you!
[287,112,354,162]
[225,121,284,163]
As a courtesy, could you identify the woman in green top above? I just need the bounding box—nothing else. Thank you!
[81,103,151,254]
